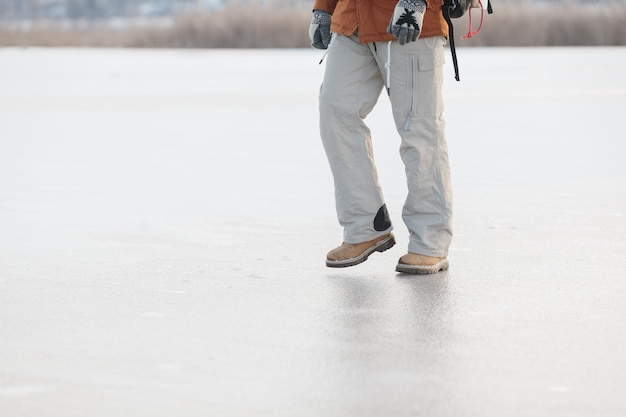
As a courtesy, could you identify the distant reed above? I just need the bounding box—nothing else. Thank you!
[1,2,625,48]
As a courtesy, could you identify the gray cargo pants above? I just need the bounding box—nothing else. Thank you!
[319,34,452,257]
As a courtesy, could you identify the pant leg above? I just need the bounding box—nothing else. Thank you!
[319,34,393,244]
[381,36,453,257]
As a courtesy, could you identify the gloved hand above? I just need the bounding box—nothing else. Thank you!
[387,0,428,45]
[309,9,332,50]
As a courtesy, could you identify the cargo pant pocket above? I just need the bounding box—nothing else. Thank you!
[403,47,444,130]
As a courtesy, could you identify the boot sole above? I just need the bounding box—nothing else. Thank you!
[395,258,449,274]
[326,234,396,268]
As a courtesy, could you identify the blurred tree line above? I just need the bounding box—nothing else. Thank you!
[1,0,622,20]
[0,0,624,47]
[0,0,287,20]
[1,0,131,19]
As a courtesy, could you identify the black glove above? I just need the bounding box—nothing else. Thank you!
[309,9,332,50]
[387,0,427,45]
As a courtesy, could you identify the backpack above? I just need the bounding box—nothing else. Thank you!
[442,0,494,81]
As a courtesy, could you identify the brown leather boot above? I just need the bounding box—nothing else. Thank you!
[326,233,395,268]
[395,253,449,274]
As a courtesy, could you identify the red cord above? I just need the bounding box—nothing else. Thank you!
[462,0,484,39]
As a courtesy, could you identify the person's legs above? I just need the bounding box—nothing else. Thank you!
[319,34,393,246]
[383,36,453,260]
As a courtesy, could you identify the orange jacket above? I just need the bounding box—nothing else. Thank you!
[313,0,448,44]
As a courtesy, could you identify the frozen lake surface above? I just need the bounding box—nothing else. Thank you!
[1,46,626,416]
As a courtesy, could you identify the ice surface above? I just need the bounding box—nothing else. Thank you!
[1,46,625,416]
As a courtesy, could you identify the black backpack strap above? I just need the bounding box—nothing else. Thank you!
[442,2,461,81]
